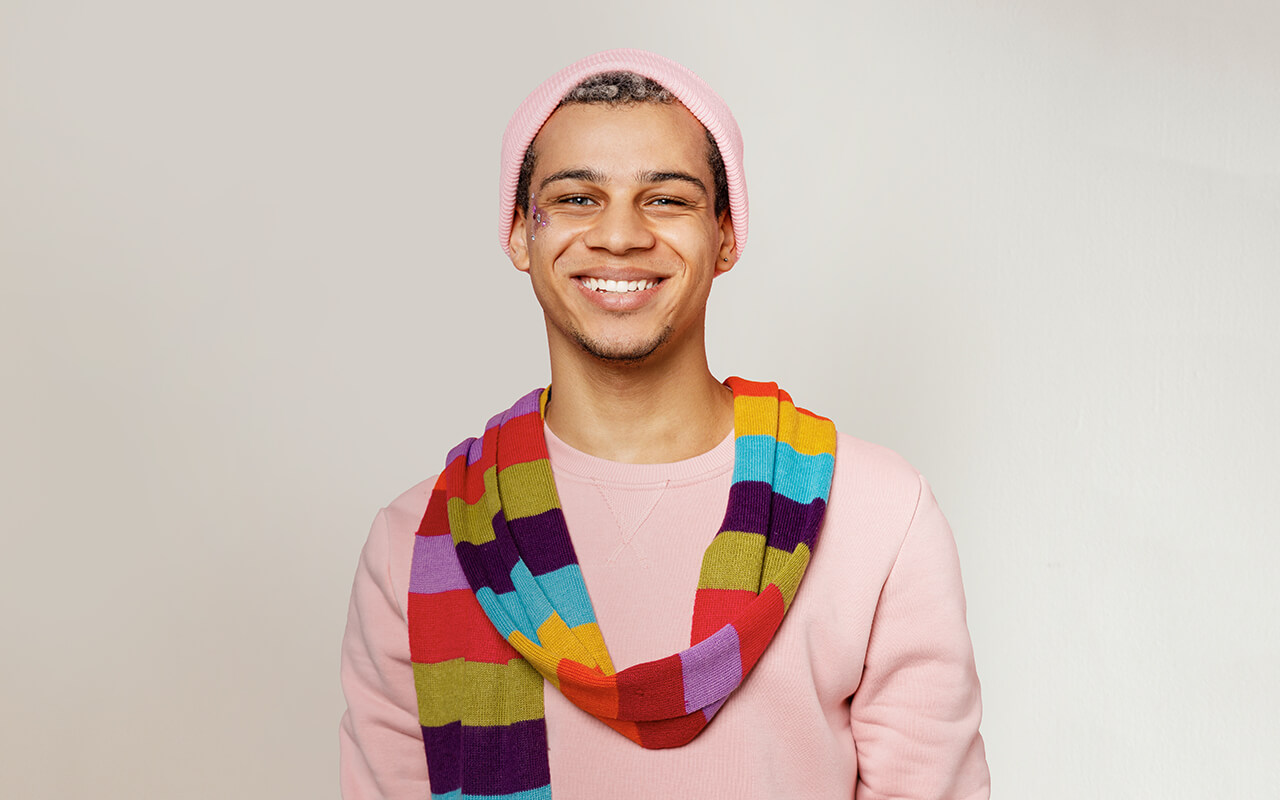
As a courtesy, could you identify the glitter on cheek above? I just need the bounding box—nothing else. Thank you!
[530,194,550,240]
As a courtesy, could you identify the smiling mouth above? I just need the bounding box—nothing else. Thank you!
[578,277,663,293]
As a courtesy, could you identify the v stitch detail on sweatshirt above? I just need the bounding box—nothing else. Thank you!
[593,477,671,566]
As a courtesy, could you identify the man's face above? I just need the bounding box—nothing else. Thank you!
[509,101,734,364]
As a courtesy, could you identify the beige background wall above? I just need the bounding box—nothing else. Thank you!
[3,1,1277,797]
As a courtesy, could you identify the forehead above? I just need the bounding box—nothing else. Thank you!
[530,102,711,180]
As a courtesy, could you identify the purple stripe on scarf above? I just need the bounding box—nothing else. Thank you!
[484,389,542,431]
[410,534,469,594]
[508,388,543,420]
[679,624,743,714]
[456,533,519,595]
[701,696,728,723]
[508,508,577,576]
[421,721,461,795]
[719,481,772,535]
[466,436,485,466]
[445,438,475,469]
[461,719,551,795]
[763,494,827,553]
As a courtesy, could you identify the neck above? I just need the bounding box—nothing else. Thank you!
[543,343,734,465]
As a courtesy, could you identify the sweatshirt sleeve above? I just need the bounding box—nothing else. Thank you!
[339,505,430,799]
[850,474,990,800]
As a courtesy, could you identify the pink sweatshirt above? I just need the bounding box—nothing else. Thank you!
[340,427,989,799]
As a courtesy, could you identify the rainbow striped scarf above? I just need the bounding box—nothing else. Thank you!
[407,378,836,799]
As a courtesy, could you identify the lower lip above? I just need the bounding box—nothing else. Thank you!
[573,279,663,311]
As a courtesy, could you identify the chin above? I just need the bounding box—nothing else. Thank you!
[572,325,674,364]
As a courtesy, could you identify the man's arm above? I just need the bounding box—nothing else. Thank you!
[850,475,990,799]
[339,506,430,798]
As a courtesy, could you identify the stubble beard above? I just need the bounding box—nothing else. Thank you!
[569,323,675,365]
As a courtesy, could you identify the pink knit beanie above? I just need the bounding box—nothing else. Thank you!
[498,49,748,257]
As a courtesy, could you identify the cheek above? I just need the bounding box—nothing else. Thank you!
[528,217,590,257]
[670,224,720,261]
[526,268,561,314]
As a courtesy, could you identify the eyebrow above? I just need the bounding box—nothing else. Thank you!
[538,168,607,191]
[638,170,708,196]
[537,167,708,197]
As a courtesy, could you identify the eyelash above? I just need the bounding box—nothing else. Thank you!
[554,195,689,207]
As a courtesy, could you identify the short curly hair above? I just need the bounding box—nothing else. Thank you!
[514,71,730,218]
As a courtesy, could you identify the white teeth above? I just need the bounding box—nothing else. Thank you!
[582,277,658,293]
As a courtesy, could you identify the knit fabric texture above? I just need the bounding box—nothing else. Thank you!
[406,378,836,799]
[498,48,748,258]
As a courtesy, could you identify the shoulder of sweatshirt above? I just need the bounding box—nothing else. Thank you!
[829,431,926,515]
[383,475,435,533]
[817,431,934,572]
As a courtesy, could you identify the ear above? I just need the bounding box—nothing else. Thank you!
[509,206,531,273]
[714,211,736,276]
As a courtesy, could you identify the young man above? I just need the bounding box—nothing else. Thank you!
[340,50,989,799]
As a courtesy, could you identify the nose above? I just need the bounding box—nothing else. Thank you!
[581,201,656,255]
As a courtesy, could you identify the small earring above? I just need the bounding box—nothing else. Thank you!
[722,257,729,262]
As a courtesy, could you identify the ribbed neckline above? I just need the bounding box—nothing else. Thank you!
[544,422,734,487]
